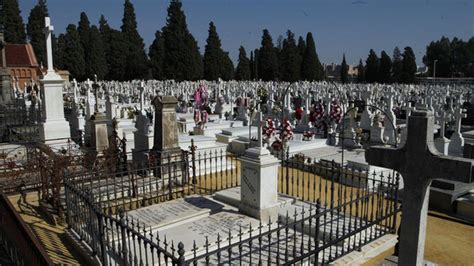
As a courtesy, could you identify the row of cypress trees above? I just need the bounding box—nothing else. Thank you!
[3,0,326,82]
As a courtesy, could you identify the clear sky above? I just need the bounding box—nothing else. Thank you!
[18,0,474,66]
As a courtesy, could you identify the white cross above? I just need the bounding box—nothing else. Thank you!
[43,17,54,73]
[453,107,467,134]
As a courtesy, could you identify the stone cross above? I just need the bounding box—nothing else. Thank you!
[402,102,415,124]
[256,111,263,148]
[366,110,473,266]
[43,17,54,73]
[139,81,145,111]
[453,107,467,135]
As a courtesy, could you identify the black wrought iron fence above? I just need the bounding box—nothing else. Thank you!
[0,103,43,143]
[64,142,400,265]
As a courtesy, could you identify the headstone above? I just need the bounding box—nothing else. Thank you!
[366,110,473,265]
[448,108,467,157]
[39,17,71,145]
[0,31,13,104]
[239,112,280,221]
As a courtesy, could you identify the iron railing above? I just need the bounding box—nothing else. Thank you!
[63,143,400,265]
[0,193,54,266]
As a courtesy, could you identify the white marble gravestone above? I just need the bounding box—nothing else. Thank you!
[238,112,280,221]
[39,17,71,145]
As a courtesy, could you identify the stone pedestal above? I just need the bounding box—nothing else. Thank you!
[239,147,280,221]
[0,69,13,104]
[360,109,373,130]
[39,72,70,144]
[343,128,361,148]
[370,126,385,144]
[152,96,183,181]
[90,112,112,154]
[449,133,464,157]
[434,136,450,155]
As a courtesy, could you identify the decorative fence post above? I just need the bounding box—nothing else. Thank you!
[190,139,197,193]
[119,208,129,266]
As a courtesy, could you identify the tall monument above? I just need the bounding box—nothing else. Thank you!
[39,17,70,144]
[0,23,13,104]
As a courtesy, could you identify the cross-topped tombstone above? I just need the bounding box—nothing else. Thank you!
[366,110,473,265]
[449,107,467,156]
[43,17,55,73]
[239,108,280,221]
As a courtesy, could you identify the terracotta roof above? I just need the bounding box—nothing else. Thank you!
[5,43,39,67]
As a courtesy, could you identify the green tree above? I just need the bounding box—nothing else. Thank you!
[279,30,301,82]
[257,29,278,81]
[149,31,165,80]
[203,22,228,80]
[357,59,365,83]
[62,24,85,80]
[121,0,148,80]
[87,26,108,80]
[379,50,392,83]
[222,52,234,81]
[400,46,417,84]
[423,36,451,77]
[249,51,255,80]
[235,46,251,80]
[4,0,26,43]
[55,33,66,69]
[466,37,474,77]
[162,0,203,81]
[99,15,127,81]
[392,47,403,83]
[365,49,379,83]
[253,49,259,80]
[340,54,349,84]
[27,0,48,66]
[297,36,306,78]
[77,12,91,80]
[301,32,323,81]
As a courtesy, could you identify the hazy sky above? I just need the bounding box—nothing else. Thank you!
[18,0,474,66]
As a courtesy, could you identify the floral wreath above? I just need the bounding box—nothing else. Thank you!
[330,100,343,124]
[310,102,325,128]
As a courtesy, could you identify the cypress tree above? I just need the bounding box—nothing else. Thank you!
[235,46,251,80]
[297,36,305,77]
[149,31,165,80]
[162,0,203,81]
[121,0,148,80]
[297,36,306,58]
[257,29,278,81]
[62,24,85,80]
[55,33,66,70]
[379,50,392,83]
[222,52,234,81]
[99,15,127,81]
[77,12,91,80]
[392,47,402,83]
[4,0,26,43]
[279,30,301,82]
[301,32,322,81]
[27,0,48,66]
[340,53,349,84]
[88,26,108,80]
[365,49,379,83]
[357,59,365,83]
[203,22,226,80]
[253,49,259,80]
[249,51,255,80]
[400,46,417,84]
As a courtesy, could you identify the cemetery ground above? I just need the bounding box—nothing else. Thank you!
[6,164,473,265]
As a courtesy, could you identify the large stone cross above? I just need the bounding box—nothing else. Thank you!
[43,17,54,73]
[366,109,473,266]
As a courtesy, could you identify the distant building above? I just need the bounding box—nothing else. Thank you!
[4,43,42,91]
[323,63,359,81]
